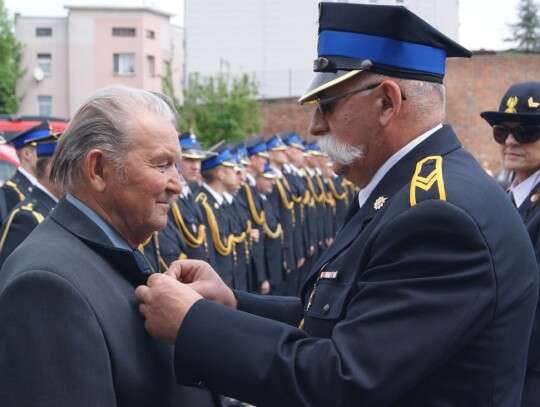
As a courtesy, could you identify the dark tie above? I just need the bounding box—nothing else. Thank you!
[133,248,154,274]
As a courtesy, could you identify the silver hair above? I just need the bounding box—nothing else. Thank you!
[318,134,365,166]
[50,84,178,191]
[363,73,447,124]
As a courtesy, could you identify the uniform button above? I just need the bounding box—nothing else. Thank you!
[322,304,330,314]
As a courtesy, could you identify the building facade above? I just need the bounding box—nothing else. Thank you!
[15,6,184,118]
[185,0,460,99]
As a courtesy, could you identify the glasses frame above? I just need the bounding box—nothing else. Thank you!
[316,82,407,117]
[492,124,540,145]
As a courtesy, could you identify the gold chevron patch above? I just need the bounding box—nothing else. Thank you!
[410,156,446,206]
[528,96,540,109]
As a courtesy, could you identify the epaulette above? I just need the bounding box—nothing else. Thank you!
[410,156,446,207]
[0,202,44,253]
[5,180,25,202]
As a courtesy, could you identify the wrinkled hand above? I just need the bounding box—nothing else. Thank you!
[260,280,270,295]
[135,273,201,344]
[250,228,260,243]
[168,259,237,308]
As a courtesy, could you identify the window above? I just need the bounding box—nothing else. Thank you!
[114,53,135,75]
[36,27,52,37]
[38,96,52,116]
[37,54,51,76]
[146,30,155,39]
[146,55,155,77]
[112,27,136,37]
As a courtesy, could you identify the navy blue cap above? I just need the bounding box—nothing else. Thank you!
[260,163,277,179]
[299,2,472,104]
[6,120,52,149]
[25,131,59,158]
[266,135,287,151]
[201,141,236,171]
[179,130,205,159]
[229,141,251,166]
[279,130,305,150]
[481,82,540,126]
[245,135,270,158]
[305,142,324,156]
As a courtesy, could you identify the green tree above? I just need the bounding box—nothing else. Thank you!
[0,0,25,113]
[179,61,263,147]
[505,0,540,52]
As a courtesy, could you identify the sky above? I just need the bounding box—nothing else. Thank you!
[2,0,524,51]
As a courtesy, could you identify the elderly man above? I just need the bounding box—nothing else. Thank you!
[135,4,538,406]
[0,85,217,406]
[481,81,540,406]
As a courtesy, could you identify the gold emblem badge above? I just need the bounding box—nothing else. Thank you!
[531,194,539,203]
[505,96,518,113]
[374,196,388,210]
[528,96,540,109]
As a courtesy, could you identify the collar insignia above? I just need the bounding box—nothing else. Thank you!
[531,194,539,203]
[374,196,388,210]
[505,96,518,113]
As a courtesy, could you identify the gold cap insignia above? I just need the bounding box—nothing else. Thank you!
[374,196,388,210]
[528,96,540,109]
[505,96,518,113]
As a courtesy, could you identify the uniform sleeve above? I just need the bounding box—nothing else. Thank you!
[0,270,117,406]
[0,210,40,267]
[173,200,504,407]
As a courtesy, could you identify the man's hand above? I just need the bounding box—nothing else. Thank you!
[168,259,238,308]
[135,273,201,344]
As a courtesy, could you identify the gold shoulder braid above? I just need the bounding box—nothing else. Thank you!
[0,203,44,253]
[263,221,283,240]
[196,192,235,256]
[303,172,325,203]
[326,176,348,202]
[171,201,206,248]
[242,183,266,225]
[5,180,25,202]
[274,178,296,226]
[410,156,446,207]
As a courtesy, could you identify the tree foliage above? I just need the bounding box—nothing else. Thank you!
[0,0,25,113]
[506,0,540,52]
[179,61,263,148]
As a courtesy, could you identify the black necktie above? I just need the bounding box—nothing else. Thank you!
[133,248,154,274]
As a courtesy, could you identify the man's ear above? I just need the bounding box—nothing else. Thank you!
[379,80,404,127]
[84,149,109,192]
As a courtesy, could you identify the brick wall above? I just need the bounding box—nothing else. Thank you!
[260,53,540,177]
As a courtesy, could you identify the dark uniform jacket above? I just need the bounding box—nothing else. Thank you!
[0,197,217,406]
[0,186,57,267]
[1,169,34,213]
[172,126,538,406]
[515,182,540,406]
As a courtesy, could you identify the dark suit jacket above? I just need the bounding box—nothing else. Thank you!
[172,126,538,406]
[516,183,540,406]
[0,198,216,406]
[0,187,57,267]
[1,169,34,213]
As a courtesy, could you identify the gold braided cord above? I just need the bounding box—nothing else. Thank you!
[197,193,235,256]
[153,232,169,272]
[314,173,333,205]
[263,222,283,240]
[171,201,206,248]
[302,190,311,206]
[5,180,25,202]
[274,178,294,210]
[302,172,325,203]
[326,176,348,201]
[242,183,266,225]
[0,204,43,254]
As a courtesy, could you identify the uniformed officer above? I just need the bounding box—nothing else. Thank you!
[169,131,212,262]
[244,136,273,293]
[0,121,48,213]
[481,81,540,406]
[136,4,537,406]
[255,163,284,295]
[0,131,63,266]
[197,142,239,289]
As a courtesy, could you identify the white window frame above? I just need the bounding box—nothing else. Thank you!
[146,55,155,77]
[37,53,52,76]
[38,95,52,116]
[113,53,135,76]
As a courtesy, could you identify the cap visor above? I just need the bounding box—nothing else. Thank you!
[480,111,540,126]
[298,70,363,104]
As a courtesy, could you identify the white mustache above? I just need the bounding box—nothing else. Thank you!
[318,134,365,166]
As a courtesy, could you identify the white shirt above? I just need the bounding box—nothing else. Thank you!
[509,170,540,208]
[202,183,224,206]
[17,167,38,186]
[358,124,443,208]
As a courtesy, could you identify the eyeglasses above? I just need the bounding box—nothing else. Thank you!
[492,125,540,144]
[316,82,407,117]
